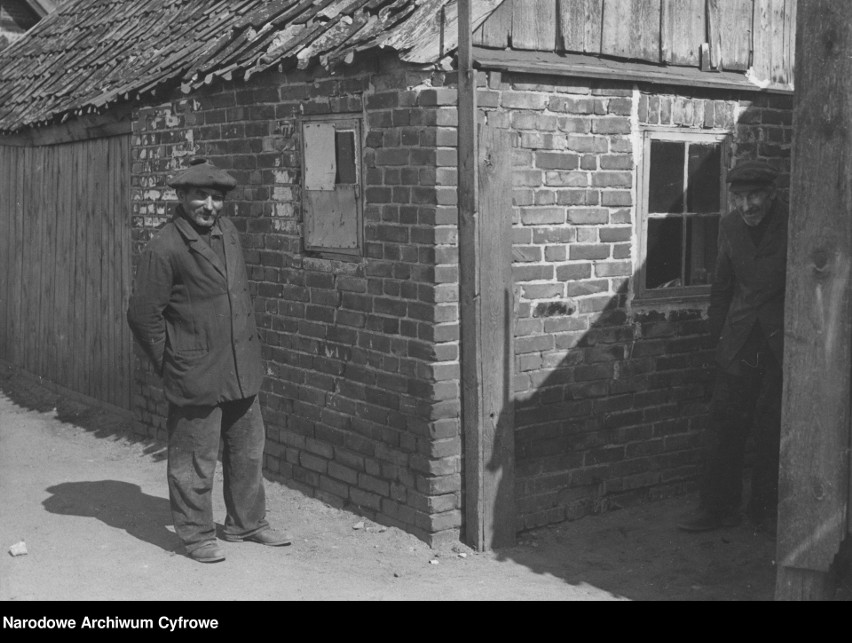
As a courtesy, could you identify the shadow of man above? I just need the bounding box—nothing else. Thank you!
[42,480,177,553]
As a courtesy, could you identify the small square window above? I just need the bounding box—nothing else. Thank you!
[302,116,362,256]
[637,129,730,299]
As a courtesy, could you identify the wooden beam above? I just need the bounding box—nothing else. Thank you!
[0,108,132,147]
[459,0,516,551]
[473,47,794,94]
[458,0,482,550]
[776,0,852,602]
[476,124,515,549]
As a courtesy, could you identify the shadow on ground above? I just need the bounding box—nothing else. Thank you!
[42,480,177,553]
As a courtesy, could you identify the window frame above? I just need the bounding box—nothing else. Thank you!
[300,113,364,258]
[635,126,732,303]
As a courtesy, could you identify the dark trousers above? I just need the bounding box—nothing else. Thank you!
[166,396,269,552]
[700,331,783,521]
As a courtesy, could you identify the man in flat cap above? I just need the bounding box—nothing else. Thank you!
[678,159,788,536]
[128,158,291,563]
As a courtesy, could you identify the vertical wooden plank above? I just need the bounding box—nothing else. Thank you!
[32,146,42,377]
[72,141,87,397]
[601,0,631,58]
[41,146,57,383]
[785,0,797,87]
[511,0,558,51]
[24,147,39,374]
[602,0,662,62]
[81,141,92,398]
[119,135,132,410]
[770,0,788,83]
[39,145,50,379]
[89,139,103,402]
[708,0,752,72]
[560,0,604,54]
[660,0,704,67]
[53,144,67,388]
[49,147,60,383]
[776,0,851,601]
[459,0,483,550]
[478,125,516,549]
[10,147,24,367]
[0,147,9,361]
[57,145,77,390]
[473,0,512,48]
[106,137,119,407]
[731,0,754,71]
[752,0,772,80]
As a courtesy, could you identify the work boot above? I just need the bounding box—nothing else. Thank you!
[677,509,741,532]
[187,541,226,563]
[223,528,293,547]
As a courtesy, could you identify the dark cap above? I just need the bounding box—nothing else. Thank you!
[726,160,778,193]
[168,157,237,192]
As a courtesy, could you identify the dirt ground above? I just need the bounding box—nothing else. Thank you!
[0,363,847,603]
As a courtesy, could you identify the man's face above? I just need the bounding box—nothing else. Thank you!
[178,187,225,228]
[731,186,775,227]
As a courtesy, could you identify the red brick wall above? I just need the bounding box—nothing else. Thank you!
[477,71,793,530]
[129,56,463,546]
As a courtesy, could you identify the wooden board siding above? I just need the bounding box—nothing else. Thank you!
[707,0,752,72]
[473,0,512,48]
[601,0,661,62]
[661,0,704,66]
[474,0,796,87]
[0,135,132,410]
[511,0,558,51]
[559,0,603,54]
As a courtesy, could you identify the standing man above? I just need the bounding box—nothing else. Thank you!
[678,159,788,535]
[128,158,291,563]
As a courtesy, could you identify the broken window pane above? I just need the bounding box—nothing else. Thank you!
[648,141,684,214]
[646,217,683,289]
[335,130,357,185]
[687,144,721,213]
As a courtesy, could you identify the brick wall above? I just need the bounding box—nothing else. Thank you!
[129,55,464,546]
[476,71,793,530]
[127,52,794,543]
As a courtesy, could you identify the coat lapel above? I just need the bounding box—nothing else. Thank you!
[174,212,227,280]
[221,219,239,289]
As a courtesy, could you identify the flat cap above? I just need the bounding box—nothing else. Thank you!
[168,157,237,192]
[726,160,778,192]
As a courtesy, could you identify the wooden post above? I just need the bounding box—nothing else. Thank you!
[458,0,516,551]
[776,0,852,601]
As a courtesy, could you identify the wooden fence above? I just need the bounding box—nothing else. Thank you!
[0,135,133,410]
[474,0,796,86]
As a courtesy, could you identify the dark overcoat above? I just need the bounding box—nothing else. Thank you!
[127,211,264,407]
[708,198,789,372]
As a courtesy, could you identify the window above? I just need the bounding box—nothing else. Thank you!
[301,116,362,256]
[636,128,731,299]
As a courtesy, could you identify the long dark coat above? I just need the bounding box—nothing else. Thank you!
[127,211,264,407]
[708,198,789,372]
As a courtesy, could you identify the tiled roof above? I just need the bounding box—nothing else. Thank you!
[0,0,502,133]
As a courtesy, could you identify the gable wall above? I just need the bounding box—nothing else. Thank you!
[129,56,465,546]
[476,69,793,530]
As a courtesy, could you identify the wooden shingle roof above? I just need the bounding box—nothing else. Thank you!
[0,0,502,133]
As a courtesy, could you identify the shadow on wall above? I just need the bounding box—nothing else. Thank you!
[481,97,791,598]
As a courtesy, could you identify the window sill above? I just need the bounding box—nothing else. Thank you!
[632,289,711,308]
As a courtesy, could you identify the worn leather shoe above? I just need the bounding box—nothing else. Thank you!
[223,528,292,547]
[187,541,226,563]
[677,510,741,532]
